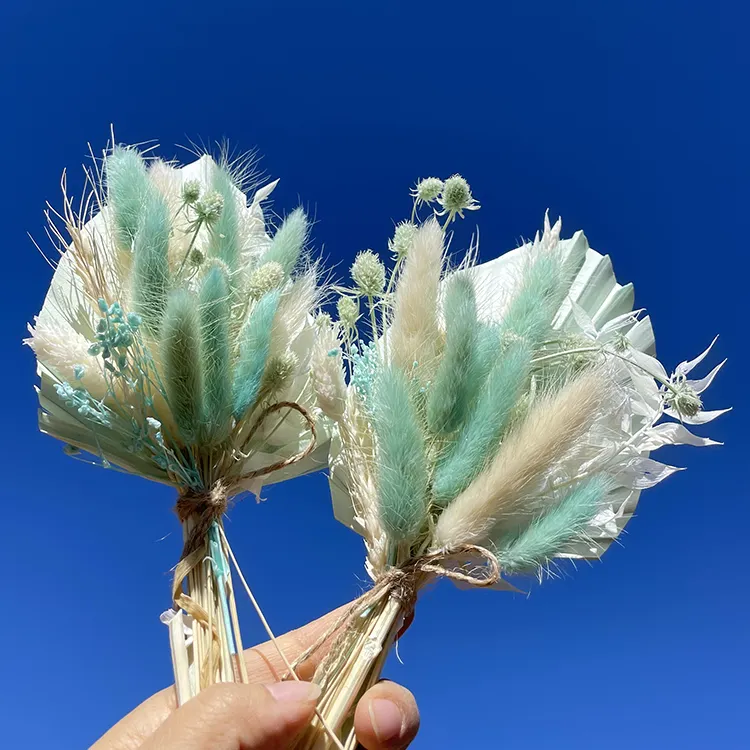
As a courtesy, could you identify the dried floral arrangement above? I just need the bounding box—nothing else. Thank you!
[26,142,330,703]
[304,175,727,749]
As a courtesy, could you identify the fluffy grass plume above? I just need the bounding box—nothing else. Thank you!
[434,370,607,548]
[161,290,205,444]
[372,365,429,544]
[199,262,232,443]
[502,246,565,346]
[262,207,308,276]
[208,166,241,271]
[432,338,532,504]
[310,318,347,422]
[106,146,151,248]
[388,219,444,381]
[496,475,609,572]
[132,189,171,332]
[426,273,480,434]
[232,289,281,419]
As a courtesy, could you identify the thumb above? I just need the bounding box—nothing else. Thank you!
[140,681,321,750]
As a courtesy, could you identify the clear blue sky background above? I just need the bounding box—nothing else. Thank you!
[1,1,747,747]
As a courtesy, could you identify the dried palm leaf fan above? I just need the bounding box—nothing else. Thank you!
[304,176,727,749]
[27,141,330,702]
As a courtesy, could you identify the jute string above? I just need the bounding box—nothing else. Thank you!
[289,544,500,678]
[171,401,317,685]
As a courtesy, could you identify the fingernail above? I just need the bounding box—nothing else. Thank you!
[369,698,404,744]
[266,680,321,704]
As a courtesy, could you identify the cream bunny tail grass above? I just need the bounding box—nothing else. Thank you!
[387,219,444,380]
[433,368,609,549]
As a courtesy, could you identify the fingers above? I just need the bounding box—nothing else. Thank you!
[140,681,321,750]
[354,680,420,750]
[91,604,352,750]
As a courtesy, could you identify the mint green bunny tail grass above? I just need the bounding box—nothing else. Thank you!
[262,207,308,276]
[432,338,532,505]
[106,146,151,248]
[208,165,241,270]
[501,250,565,346]
[426,273,481,435]
[161,290,204,444]
[232,289,280,420]
[199,262,232,443]
[132,188,170,332]
[372,366,429,544]
[495,476,610,573]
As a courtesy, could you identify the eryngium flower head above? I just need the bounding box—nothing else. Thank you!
[351,250,386,297]
[247,261,285,298]
[182,179,201,205]
[410,177,444,206]
[389,221,418,259]
[263,351,299,394]
[337,295,359,329]
[665,379,703,417]
[438,174,480,221]
[194,190,224,225]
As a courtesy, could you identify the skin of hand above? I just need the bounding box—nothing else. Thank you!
[91,604,420,750]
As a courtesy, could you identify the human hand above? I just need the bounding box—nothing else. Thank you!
[92,604,420,750]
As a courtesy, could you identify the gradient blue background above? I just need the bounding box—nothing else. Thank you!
[1,1,747,747]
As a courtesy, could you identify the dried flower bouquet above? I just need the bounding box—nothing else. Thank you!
[303,176,726,749]
[27,142,330,702]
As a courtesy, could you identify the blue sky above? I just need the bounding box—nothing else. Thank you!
[1,1,747,747]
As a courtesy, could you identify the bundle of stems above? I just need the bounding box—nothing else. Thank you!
[303,175,727,747]
[27,139,329,701]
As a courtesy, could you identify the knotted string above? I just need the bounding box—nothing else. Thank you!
[289,544,500,676]
[170,400,317,686]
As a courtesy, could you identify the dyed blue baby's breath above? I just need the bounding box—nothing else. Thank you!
[351,340,381,407]
[54,382,111,426]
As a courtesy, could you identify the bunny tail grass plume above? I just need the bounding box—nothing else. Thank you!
[388,219,444,381]
[199,262,232,443]
[426,273,481,434]
[208,166,240,271]
[132,189,171,332]
[503,218,566,347]
[496,475,610,573]
[432,338,532,504]
[372,366,429,544]
[106,146,151,248]
[232,290,280,419]
[161,290,204,445]
[434,369,608,549]
[262,207,308,276]
[311,316,347,421]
